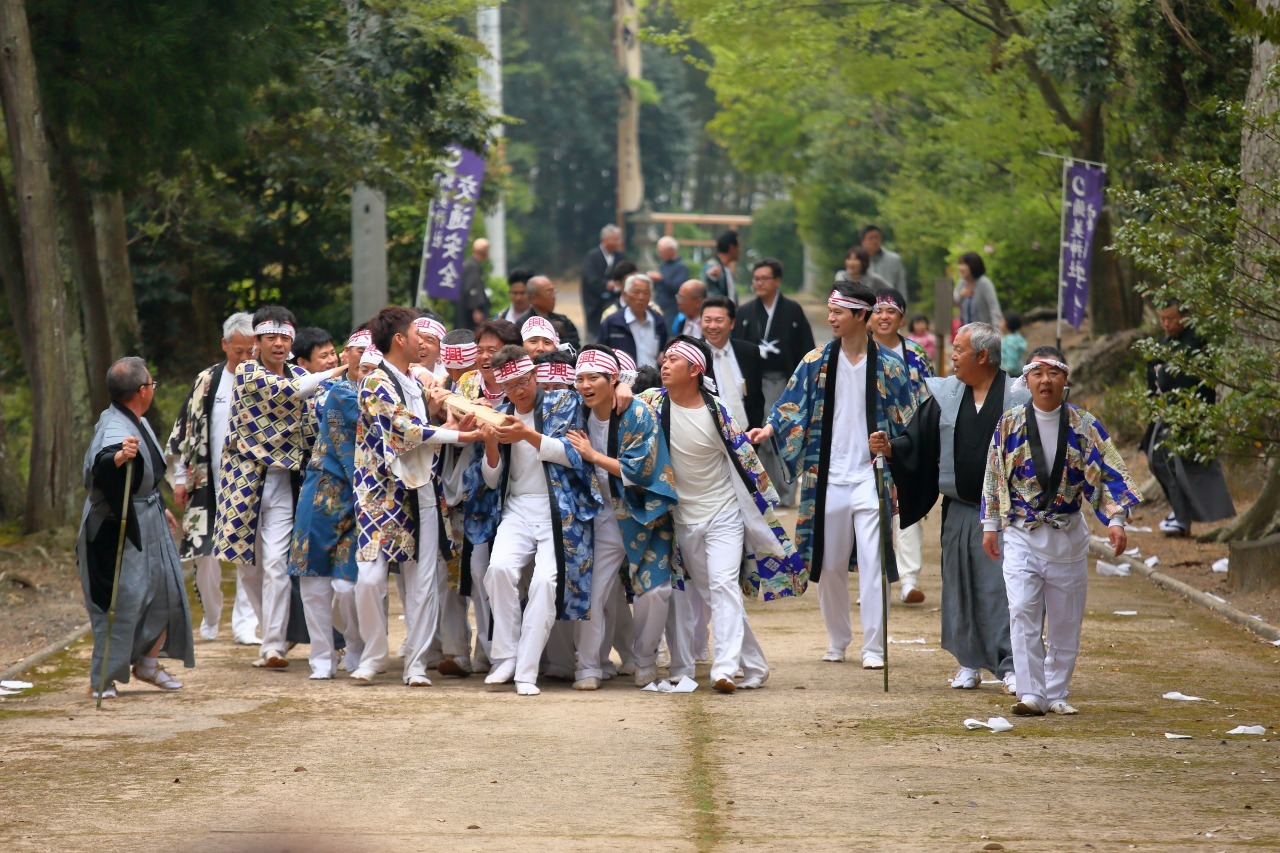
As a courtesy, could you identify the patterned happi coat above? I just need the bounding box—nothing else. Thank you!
[213,360,314,565]
[289,377,359,581]
[638,387,808,600]
[767,339,918,582]
[583,398,678,594]
[166,362,226,559]
[354,365,447,564]
[981,403,1142,530]
[462,389,599,620]
[897,333,934,399]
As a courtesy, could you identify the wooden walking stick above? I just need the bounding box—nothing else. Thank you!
[96,457,134,710]
[870,450,890,691]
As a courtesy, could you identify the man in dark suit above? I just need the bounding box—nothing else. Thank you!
[513,275,581,352]
[700,296,764,431]
[580,225,625,339]
[456,238,491,330]
[732,258,815,506]
[597,273,668,367]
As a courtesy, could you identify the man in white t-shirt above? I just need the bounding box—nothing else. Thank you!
[166,313,258,643]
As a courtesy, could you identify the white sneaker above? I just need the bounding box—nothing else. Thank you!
[349,668,377,682]
[862,654,885,670]
[515,681,541,696]
[406,674,432,687]
[1158,517,1188,535]
[617,661,636,676]
[308,669,335,681]
[573,677,601,691]
[484,659,516,685]
[738,672,769,689]
[1049,700,1079,715]
[634,665,658,687]
[1002,673,1018,695]
[821,649,845,663]
[950,667,980,689]
[199,624,219,641]
[234,634,262,646]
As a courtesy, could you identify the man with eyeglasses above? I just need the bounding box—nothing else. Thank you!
[733,259,814,508]
[465,344,598,696]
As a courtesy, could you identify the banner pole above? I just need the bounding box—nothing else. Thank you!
[1055,157,1070,351]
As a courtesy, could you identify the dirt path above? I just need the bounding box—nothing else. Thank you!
[2,507,1278,852]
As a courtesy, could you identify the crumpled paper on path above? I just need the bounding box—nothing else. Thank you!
[1212,558,1229,573]
[1163,691,1207,702]
[1096,560,1129,577]
[1226,725,1266,735]
[642,676,698,694]
[964,717,1013,733]
[1164,733,1194,739]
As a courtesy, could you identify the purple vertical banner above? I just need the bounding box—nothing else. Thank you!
[418,146,486,303]
[1060,162,1105,329]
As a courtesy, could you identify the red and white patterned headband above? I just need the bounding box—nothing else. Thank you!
[255,321,295,339]
[667,341,706,374]
[537,361,573,385]
[521,316,559,345]
[440,342,477,369]
[482,380,505,402]
[494,356,535,384]
[828,291,872,312]
[360,345,383,367]
[873,297,903,314]
[612,349,637,385]
[576,348,619,376]
[346,330,372,349]
[414,317,446,341]
[1022,357,1070,377]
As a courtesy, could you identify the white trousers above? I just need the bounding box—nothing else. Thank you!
[630,582,672,668]
[256,469,295,657]
[486,510,558,685]
[895,519,923,590]
[818,479,884,659]
[604,575,636,671]
[299,576,336,677]
[232,562,262,642]
[354,493,440,681]
[575,515,626,680]
[469,542,493,661]
[1003,535,1088,706]
[437,570,473,663]
[332,578,361,666]
[675,507,767,683]
[665,587,696,679]
[192,556,224,637]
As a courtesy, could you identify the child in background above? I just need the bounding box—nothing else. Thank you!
[1001,311,1028,377]
[905,314,936,361]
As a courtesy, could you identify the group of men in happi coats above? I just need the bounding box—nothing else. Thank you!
[80,276,1141,716]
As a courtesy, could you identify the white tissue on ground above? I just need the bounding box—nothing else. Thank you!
[1113,610,1138,616]
[1212,558,1229,573]
[1144,555,1160,567]
[1164,733,1194,739]
[1163,691,1207,702]
[964,717,1013,732]
[1096,560,1129,577]
[0,680,32,690]
[1124,547,1141,557]
[888,636,926,645]
[1226,725,1266,735]
[641,676,698,693]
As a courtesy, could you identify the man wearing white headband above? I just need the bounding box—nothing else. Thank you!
[287,327,377,678]
[871,322,1026,694]
[439,329,479,385]
[564,345,677,689]
[415,314,448,382]
[640,335,806,693]
[214,306,347,669]
[166,312,258,644]
[748,280,917,670]
[869,286,934,605]
[521,315,560,358]
[351,307,488,686]
[465,344,599,695]
[981,346,1141,717]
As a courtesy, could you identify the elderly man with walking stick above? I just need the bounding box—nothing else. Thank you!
[78,357,194,702]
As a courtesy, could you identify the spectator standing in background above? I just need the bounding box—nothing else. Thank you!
[836,246,889,292]
[954,251,1002,329]
[860,225,907,293]
[457,238,491,330]
[702,231,741,302]
[1001,312,1028,378]
[581,225,626,339]
[648,236,689,322]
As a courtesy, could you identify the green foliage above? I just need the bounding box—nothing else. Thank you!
[747,198,804,293]
[1112,95,1280,463]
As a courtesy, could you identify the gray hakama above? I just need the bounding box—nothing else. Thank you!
[77,403,193,686]
[940,499,1012,676]
[1146,424,1236,524]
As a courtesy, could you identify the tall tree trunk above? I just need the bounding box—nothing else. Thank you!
[49,131,111,413]
[92,191,139,358]
[0,0,83,531]
[1209,0,1280,541]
